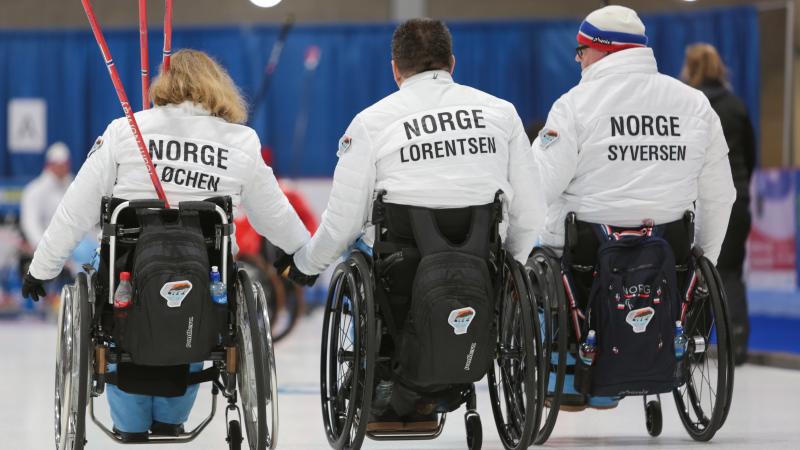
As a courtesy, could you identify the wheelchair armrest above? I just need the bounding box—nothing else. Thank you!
[128,199,168,210]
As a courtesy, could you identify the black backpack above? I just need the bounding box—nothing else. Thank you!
[393,205,497,388]
[575,226,682,396]
[114,209,226,366]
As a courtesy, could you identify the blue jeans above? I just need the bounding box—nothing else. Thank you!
[107,362,204,433]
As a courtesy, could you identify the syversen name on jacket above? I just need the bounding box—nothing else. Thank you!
[607,115,686,162]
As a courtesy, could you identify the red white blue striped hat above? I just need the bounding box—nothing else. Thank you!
[576,5,648,53]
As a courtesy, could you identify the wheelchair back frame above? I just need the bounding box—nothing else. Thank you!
[102,197,233,305]
[81,197,240,445]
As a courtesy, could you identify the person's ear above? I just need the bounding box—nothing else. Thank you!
[391,60,403,88]
[449,55,456,75]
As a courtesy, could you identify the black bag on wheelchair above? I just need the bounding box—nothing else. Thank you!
[114,209,225,366]
[576,225,682,397]
[393,205,497,388]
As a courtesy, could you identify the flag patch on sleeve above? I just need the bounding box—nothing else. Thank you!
[538,128,560,149]
[337,135,352,156]
[87,136,103,158]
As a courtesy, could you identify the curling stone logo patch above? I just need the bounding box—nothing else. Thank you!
[448,307,476,335]
[160,281,193,308]
[626,307,655,333]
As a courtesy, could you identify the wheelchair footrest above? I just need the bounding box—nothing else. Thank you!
[366,420,439,433]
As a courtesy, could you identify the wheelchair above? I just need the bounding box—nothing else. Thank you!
[320,192,543,450]
[527,212,734,444]
[54,197,278,450]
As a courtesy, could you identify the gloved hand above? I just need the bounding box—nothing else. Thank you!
[273,250,318,287]
[22,272,47,301]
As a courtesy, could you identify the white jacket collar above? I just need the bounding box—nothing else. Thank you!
[400,70,454,89]
[162,101,213,117]
[580,47,658,84]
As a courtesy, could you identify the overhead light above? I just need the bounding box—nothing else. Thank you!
[682,0,698,2]
[250,0,283,8]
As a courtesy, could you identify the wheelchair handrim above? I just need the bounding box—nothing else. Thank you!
[528,251,567,446]
[673,258,732,441]
[319,254,375,450]
[236,273,269,450]
[488,259,538,450]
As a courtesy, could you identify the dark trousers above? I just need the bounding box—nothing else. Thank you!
[717,198,751,364]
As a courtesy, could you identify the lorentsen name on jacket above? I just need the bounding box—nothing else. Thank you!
[399,109,497,162]
[606,114,687,162]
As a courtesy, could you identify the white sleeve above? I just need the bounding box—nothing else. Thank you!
[240,132,310,254]
[20,182,45,247]
[29,127,117,280]
[695,110,736,264]
[505,111,545,263]
[531,97,579,206]
[294,115,375,275]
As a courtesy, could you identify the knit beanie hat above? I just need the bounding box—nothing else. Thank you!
[577,5,648,53]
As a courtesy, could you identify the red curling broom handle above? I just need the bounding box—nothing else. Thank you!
[80,0,170,207]
[162,0,173,71]
[138,0,150,109]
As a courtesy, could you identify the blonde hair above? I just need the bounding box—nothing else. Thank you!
[681,43,728,89]
[150,49,248,124]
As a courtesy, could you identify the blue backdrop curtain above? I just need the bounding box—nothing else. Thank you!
[0,6,759,180]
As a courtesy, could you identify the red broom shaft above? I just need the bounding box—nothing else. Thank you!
[80,0,169,207]
[139,0,150,109]
[163,0,173,71]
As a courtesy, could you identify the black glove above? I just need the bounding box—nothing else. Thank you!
[22,272,47,302]
[273,251,318,287]
[273,250,294,277]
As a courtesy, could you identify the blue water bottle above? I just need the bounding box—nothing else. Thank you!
[210,266,227,305]
[579,329,597,366]
[674,321,688,359]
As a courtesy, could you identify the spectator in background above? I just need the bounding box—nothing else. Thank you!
[19,142,74,307]
[20,142,73,248]
[682,43,756,366]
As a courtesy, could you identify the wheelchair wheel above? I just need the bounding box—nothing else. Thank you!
[706,259,736,429]
[228,419,243,450]
[320,251,376,450]
[644,399,663,437]
[487,257,541,450]
[54,272,91,450]
[238,260,299,343]
[673,256,734,442]
[465,411,482,450]
[526,248,568,445]
[236,269,279,449]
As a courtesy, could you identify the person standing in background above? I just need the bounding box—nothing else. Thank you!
[20,142,73,248]
[682,43,756,366]
[19,142,74,306]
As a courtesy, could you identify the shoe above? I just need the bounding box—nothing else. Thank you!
[587,395,620,409]
[150,421,184,436]
[112,427,149,442]
[366,409,438,432]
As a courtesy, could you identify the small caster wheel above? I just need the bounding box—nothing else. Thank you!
[465,411,482,450]
[645,400,663,437]
[227,419,243,450]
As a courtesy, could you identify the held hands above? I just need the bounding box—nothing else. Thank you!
[274,250,318,287]
[21,272,47,301]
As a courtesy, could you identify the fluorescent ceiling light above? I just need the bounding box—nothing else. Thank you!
[250,0,283,8]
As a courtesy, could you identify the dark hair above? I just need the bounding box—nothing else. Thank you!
[391,18,453,77]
